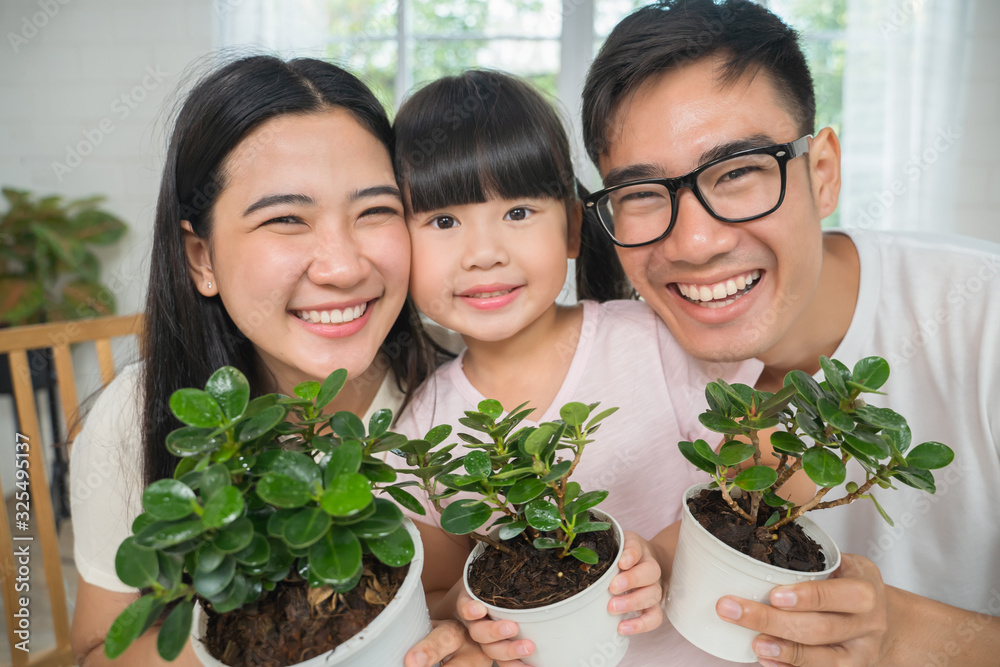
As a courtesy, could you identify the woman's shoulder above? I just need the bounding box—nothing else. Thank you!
[74,361,144,452]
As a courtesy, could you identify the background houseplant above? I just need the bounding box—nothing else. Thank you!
[666,355,955,661]
[0,187,127,326]
[397,399,630,667]
[107,366,431,667]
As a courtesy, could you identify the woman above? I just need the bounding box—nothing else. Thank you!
[68,55,478,666]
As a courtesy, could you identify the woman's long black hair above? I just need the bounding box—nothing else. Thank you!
[393,69,632,303]
[142,55,441,486]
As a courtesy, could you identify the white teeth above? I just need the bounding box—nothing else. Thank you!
[677,271,761,304]
[468,289,512,298]
[296,302,368,324]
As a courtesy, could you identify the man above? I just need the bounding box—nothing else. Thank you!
[575,0,1000,665]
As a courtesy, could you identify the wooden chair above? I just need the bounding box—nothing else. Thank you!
[0,313,144,667]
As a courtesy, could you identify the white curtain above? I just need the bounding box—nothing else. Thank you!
[839,0,974,234]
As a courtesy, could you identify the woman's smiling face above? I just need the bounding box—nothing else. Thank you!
[184,109,410,393]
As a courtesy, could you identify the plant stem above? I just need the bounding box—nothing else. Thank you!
[748,429,761,521]
[769,486,833,530]
[718,478,756,524]
[469,531,518,557]
[771,457,803,496]
[812,475,879,510]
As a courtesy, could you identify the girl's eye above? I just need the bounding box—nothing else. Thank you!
[504,207,532,221]
[430,215,460,230]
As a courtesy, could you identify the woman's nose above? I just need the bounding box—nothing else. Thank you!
[307,229,371,287]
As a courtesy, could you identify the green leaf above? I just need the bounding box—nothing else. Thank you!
[321,473,373,517]
[570,546,599,564]
[294,380,320,401]
[325,441,364,485]
[464,450,492,478]
[506,478,548,504]
[705,382,732,415]
[733,466,778,492]
[817,398,855,432]
[770,431,806,454]
[784,370,824,406]
[169,388,225,428]
[891,466,937,493]
[193,554,235,597]
[866,493,895,527]
[718,441,755,467]
[906,442,954,470]
[854,406,908,431]
[236,405,286,442]
[560,401,590,427]
[440,499,492,535]
[315,369,348,410]
[201,464,231,500]
[366,524,415,567]
[424,424,452,446]
[201,486,243,531]
[142,479,197,521]
[524,499,561,532]
[763,511,780,527]
[284,507,332,548]
[348,498,402,539]
[842,432,890,462]
[196,542,225,572]
[540,460,573,482]
[763,491,792,508]
[166,426,221,457]
[208,572,249,613]
[852,357,890,391]
[114,537,159,589]
[523,426,553,456]
[213,516,254,553]
[157,552,183,590]
[886,425,913,455]
[310,525,363,585]
[269,451,321,486]
[693,439,720,466]
[575,520,610,534]
[234,533,270,567]
[758,384,798,417]
[718,381,754,411]
[498,520,527,540]
[477,399,503,420]
[156,599,194,661]
[802,448,847,487]
[368,409,393,438]
[566,490,608,516]
[818,356,850,398]
[256,473,312,509]
[384,486,426,515]
[105,594,160,659]
[205,367,250,420]
[698,412,744,435]
[584,406,619,431]
[135,519,205,549]
[678,440,716,474]
[331,411,367,440]
[533,537,564,549]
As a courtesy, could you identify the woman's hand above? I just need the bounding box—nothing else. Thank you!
[457,530,664,665]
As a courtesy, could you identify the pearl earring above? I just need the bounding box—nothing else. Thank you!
[207,281,213,289]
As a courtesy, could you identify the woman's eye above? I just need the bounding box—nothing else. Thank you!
[361,206,401,220]
[262,215,304,226]
[430,215,460,230]
[504,207,532,221]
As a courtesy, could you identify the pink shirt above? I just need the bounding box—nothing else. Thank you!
[393,299,763,666]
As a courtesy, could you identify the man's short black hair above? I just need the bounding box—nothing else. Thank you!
[582,0,815,166]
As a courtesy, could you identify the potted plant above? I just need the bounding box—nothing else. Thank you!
[105,366,434,667]
[665,355,955,662]
[0,187,127,326]
[396,399,630,667]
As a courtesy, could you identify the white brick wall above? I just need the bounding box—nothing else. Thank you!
[0,0,213,500]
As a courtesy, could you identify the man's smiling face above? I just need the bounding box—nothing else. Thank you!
[599,54,830,364]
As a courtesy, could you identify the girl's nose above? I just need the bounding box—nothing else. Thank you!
[460,223,509,271]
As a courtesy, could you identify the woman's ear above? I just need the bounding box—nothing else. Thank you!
[567,201,583,260]
[181,220,217,297]
[809,127,842,220]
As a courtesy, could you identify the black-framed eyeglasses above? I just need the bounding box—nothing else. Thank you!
[585,135,811,248]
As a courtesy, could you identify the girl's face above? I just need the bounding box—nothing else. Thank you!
[406,196,580,342]
[183,110,410,393]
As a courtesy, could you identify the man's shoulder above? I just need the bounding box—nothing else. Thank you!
[830,227,1000,263]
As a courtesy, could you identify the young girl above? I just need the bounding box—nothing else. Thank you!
[392,70,763,666]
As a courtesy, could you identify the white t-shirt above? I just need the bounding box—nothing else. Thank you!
[69,363,405,594]
[393,299,764,666]
[803,229,1000,614]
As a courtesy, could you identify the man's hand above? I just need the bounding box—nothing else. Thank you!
[715,552,1000,667]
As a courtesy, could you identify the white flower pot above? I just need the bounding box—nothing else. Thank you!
[665,483,841,663]
[192,517,433,667]
[463,509,629,667]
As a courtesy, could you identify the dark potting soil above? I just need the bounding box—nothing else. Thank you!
[688,488,826,572]
[203,556,408,667]
[467,525,619,610]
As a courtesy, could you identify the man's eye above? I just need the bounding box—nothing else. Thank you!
[430,215,460,230]
[504,207,531,221]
